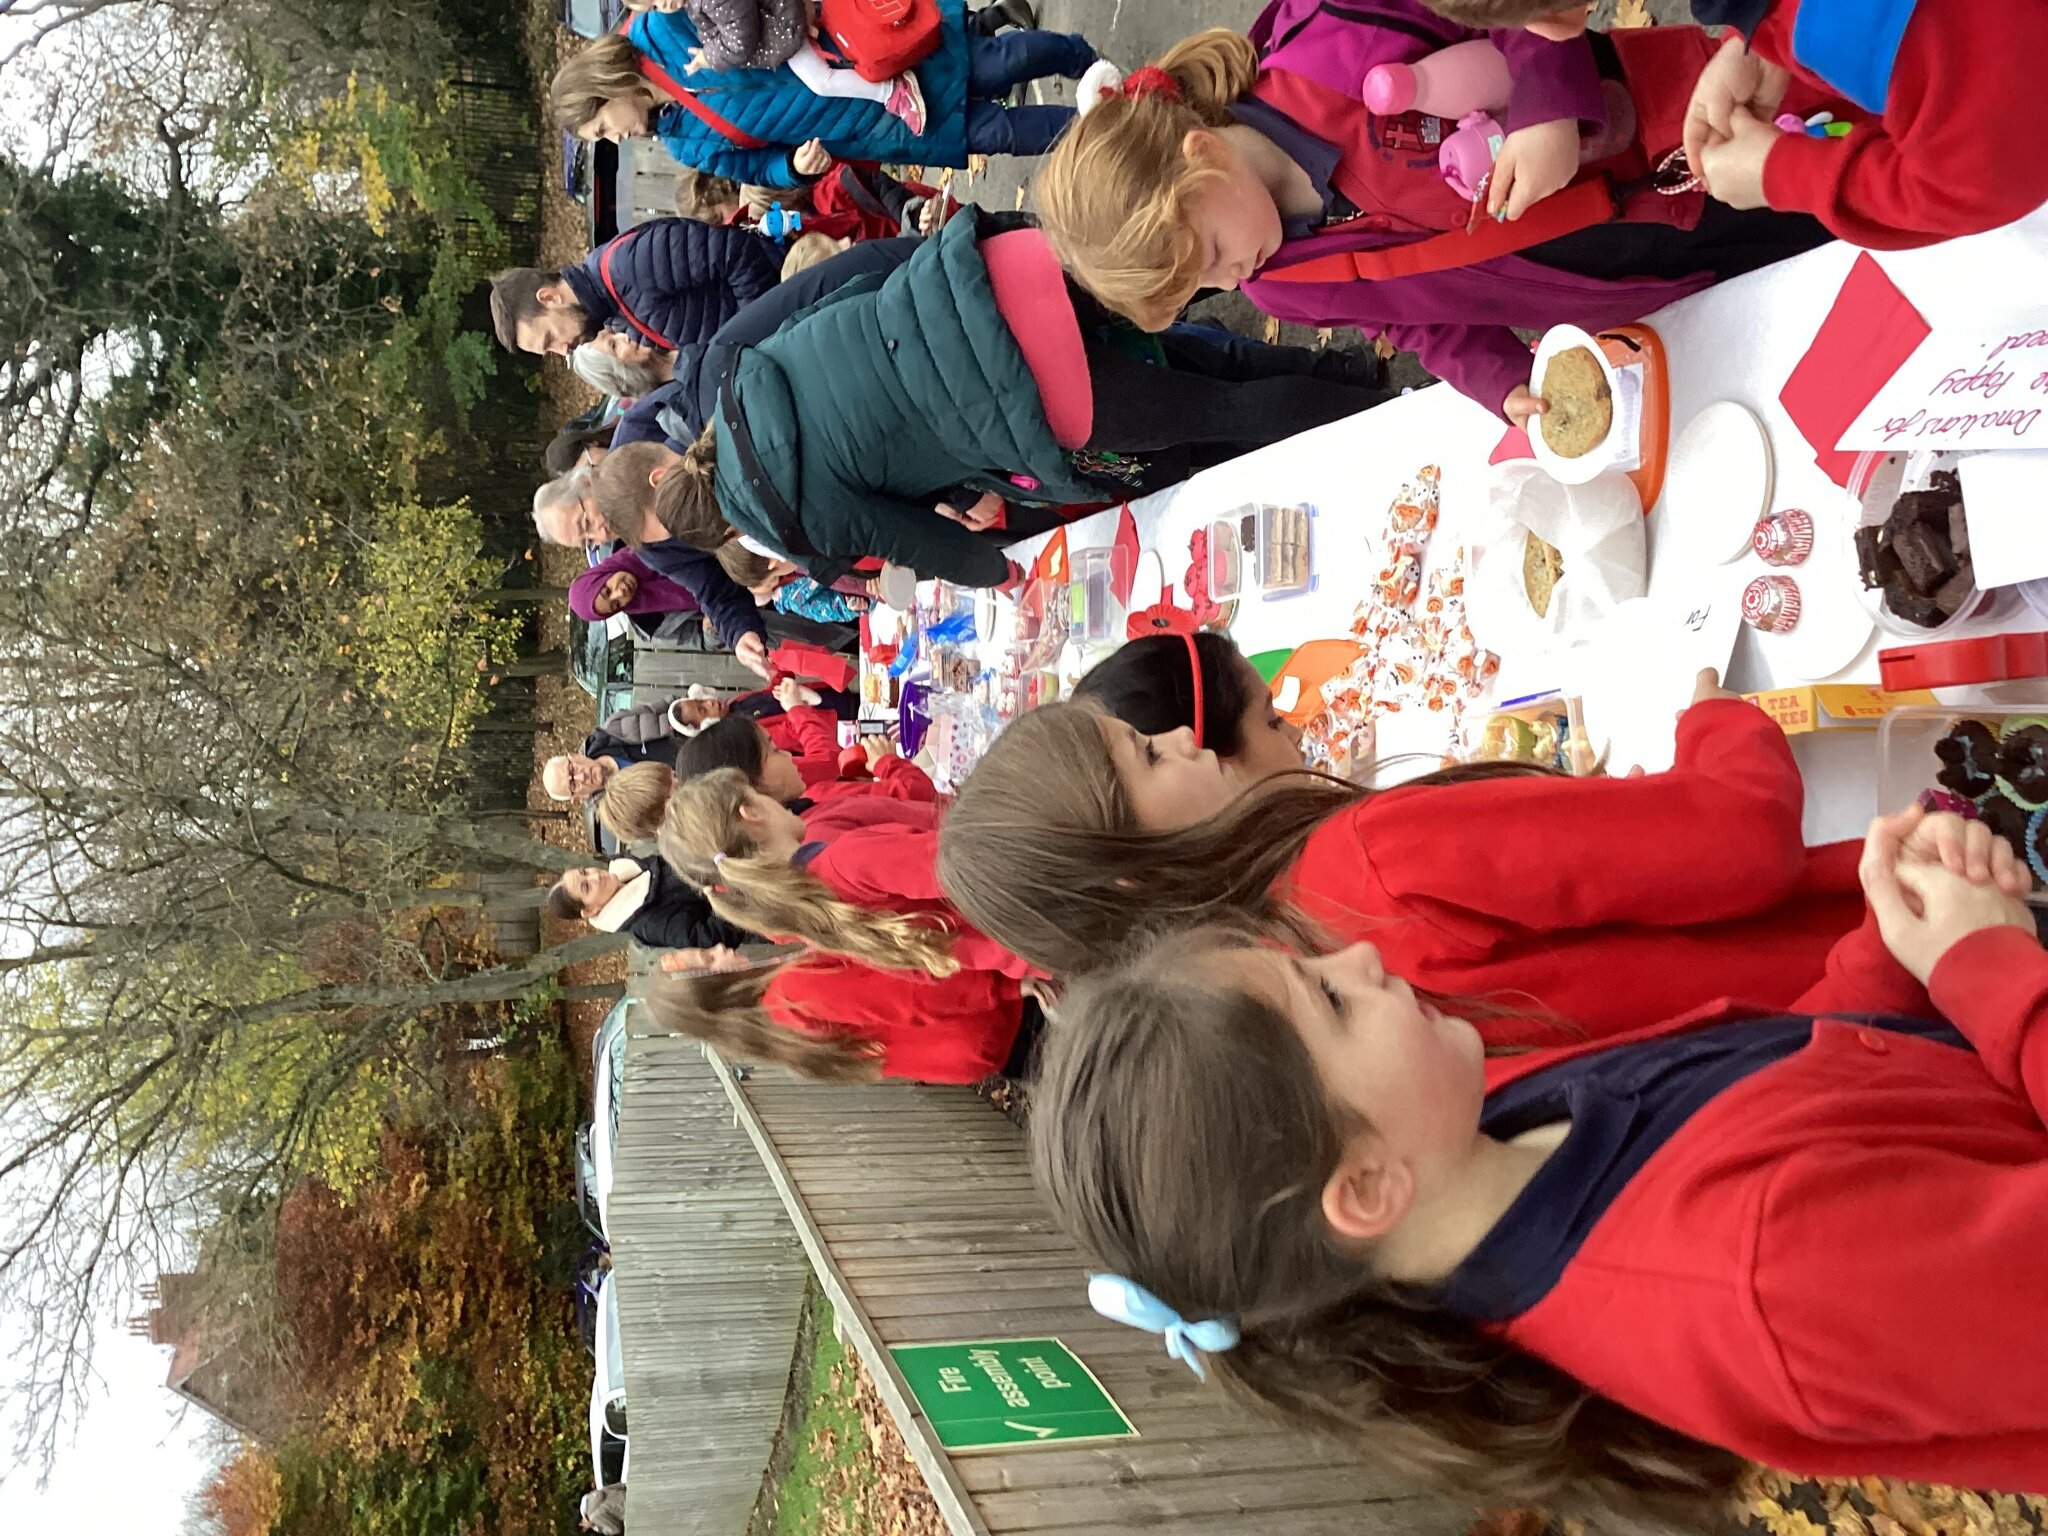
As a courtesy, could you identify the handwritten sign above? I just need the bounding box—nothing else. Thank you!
[1838,312,2048,452]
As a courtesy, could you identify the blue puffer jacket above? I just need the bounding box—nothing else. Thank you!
[631,5,971,185]
[560,217,781,350]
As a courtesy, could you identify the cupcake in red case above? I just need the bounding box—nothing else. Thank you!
[1741,574,1802,634]
[1751,508,1814,567]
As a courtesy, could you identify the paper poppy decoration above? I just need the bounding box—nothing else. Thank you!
[1127,599,1201,640]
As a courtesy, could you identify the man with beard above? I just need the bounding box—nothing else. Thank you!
[488,215,781,357]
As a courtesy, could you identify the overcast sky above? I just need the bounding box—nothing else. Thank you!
[0,1312,216,1533]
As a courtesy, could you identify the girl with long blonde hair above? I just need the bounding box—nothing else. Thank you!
[660,767,1030,979]
[646,942,1034,1083]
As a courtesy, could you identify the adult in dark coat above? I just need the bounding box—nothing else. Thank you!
[552,856,754,951]
[490,217,781,356]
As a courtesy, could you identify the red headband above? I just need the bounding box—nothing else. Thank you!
[1122,66,1182,103]
[1183,633,1205,749]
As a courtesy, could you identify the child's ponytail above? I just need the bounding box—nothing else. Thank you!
[551,35,648,135]
[645,960,883,1082]
[1154,29,1259,120]
[1037,29,1261,331]
[594,761,676,845]
[1034,920,1743,1528]
[660,768,959,975]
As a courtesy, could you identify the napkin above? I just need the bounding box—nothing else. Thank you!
[1778,253,1929,488]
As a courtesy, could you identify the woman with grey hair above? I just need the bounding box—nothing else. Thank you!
[572,330,675,399]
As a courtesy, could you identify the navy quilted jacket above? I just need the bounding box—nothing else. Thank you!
[712,213,1107,588]
[561,217,781,350]
[631,5,971,185]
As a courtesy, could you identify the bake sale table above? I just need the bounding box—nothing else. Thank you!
[886,206,2048,849]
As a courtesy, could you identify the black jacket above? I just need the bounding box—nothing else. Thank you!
[621,855,754,951]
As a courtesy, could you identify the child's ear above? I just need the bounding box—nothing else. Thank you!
[1320,1133,1414,1243]
[1180,127,1223,167]
[648,462,671,487]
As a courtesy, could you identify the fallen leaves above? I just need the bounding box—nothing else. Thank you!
[1473,1475,2048,1536]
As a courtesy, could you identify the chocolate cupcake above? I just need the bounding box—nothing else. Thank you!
[1934,718,1999,799]
[1997,717,2048,809]
[2028,806,2048,889]
[1980,792,2032,861]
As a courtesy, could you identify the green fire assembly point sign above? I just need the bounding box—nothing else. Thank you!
[890,1337,1136,1452]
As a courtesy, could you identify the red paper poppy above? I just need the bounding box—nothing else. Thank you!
[1127,600,1201,640]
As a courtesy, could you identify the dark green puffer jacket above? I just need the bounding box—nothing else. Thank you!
[712,213,1108,588]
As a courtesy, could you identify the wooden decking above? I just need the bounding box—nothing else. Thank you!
[608,1030,812,1535]
[713,1056,1465,1536]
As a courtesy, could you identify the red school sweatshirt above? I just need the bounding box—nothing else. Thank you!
[1486,917,2048,1488]
[1748,0,2048,249]
[801,814,1039,983]
[763,953,1024,1084]
[1278,697,1890,1043]
[772,705,938,802]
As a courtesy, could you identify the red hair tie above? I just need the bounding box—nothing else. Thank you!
[1122,66,1182,103]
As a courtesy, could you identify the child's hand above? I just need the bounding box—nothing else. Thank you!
[1860,808,2036,982]
[1696,106,1777,211]
[686,45,709,73]
[774,677,807,711]
[861,734,896,767]
[1683,35,1763,171]
[1903,810,2035,901]
[936,491,1004,531]
[1489,119,1580,221]
[1691,667,1741,706]
[1504,386,1548,429]
[792,138,832,177]
[660,944,747,974]
[918,196,950,236]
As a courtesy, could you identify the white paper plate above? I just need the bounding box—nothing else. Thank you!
[877,562,918,610]
[1665,402,1774,564]
[1528,325,1629,486]
[1741,499,1874,681]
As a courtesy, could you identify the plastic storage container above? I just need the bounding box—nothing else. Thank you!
[1846,449,2015,640]
[1878,705,2048,897]
[1215,503,1317,599]
[1069,546,1118,642]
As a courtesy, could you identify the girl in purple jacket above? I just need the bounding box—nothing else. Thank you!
[1038,8,1834,421]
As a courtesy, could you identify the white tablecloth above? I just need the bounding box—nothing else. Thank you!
[1003,207,2048,846]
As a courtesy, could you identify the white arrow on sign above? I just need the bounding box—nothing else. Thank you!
[1003,1421,1059,1439]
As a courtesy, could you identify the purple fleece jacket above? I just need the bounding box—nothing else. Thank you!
[1239,0,1709,417]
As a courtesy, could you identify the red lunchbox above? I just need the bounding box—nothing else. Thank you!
[1878,631,2048,691]
[820,0,942,82]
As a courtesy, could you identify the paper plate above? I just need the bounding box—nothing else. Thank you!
[1528,325,1630,486]
[1664,403,1774,564]
[1742,499,1875,682]
[876,562,918,611]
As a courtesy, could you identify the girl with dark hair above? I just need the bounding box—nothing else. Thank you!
[933,670,2035,1037]
[676,713,935,805]
[1074,631,1305,798]
[1028,810,2045,1518]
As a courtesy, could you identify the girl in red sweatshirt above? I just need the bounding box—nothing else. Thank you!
[1028,806,2047,1515]
[1434,0,2048,249]
[676,708,936,805]
[647,943,1032,1084]
[938,671,2030,1041]
[659,766,1031,987]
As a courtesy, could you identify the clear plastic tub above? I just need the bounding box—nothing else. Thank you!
[1069,546,1117,642]
[1878,705,2048,897]
[1846,449,2015,640]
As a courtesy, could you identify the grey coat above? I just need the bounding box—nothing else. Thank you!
[688,0,808,71]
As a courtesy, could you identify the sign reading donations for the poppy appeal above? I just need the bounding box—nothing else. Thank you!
[889,1337,1136,1452]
